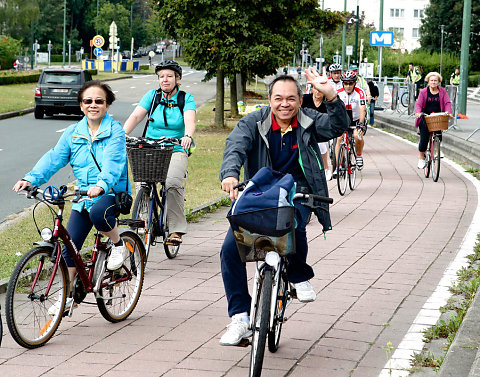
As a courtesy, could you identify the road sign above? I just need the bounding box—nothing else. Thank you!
[370,31,394,47]
[109,22,117,37]
[94,47,103,57]
[346,45,353,56]
[92,35,105,48]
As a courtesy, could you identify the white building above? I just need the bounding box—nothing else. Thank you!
[322,0,429,52]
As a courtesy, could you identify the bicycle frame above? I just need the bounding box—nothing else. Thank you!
[143,183,167,240]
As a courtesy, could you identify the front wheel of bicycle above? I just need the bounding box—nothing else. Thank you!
[348,149,357,191]
[424,150,432,178]
[131,186,152,263]
[96,230,145,323]
[6,245,69,348]
[162,196,180,259]
[432,137,441,182]
[329,138,337,173]
[337,144,348,196]
[400,91,409,108]
[250,269,272,377]
[268,270,287,353]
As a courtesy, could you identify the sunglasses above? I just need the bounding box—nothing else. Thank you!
[81,98,106,105]
[343,82,355,86]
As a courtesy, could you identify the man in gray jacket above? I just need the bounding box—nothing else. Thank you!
[219,69,349,346]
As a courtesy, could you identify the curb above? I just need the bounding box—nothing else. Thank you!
[0,76,133,121]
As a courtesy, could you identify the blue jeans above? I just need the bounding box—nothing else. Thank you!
[369,99,376,125]
[62,195,118,267]
[220,202,314,317]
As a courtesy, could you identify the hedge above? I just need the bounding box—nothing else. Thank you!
[0,72,41,85]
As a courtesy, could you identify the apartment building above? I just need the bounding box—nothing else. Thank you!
[322,0,430,51]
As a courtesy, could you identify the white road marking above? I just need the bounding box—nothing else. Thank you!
[132,103,139,106]
[130,86,136,89]
[377,129,480,377]
[56,128,66,133]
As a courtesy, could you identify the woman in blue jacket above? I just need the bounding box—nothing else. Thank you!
[13,80,129,315]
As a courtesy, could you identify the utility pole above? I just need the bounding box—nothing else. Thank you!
[341,0,347,70]
[458,0,472,115]
[440,25,445,77]
[62,0,66,66]
[320,0,324,71]
[378,0,384,80]
[354,0,359,65]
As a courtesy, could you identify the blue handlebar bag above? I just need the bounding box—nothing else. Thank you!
[227,167,296,237]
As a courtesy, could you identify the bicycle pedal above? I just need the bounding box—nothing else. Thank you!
[235,338,251,347]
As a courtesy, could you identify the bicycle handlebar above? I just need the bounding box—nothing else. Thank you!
[126,135,181,147]
[22,185,92,204]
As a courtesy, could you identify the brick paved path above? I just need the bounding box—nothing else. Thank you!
[0,128,477,377]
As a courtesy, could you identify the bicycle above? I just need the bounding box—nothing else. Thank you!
[228,187,333,377]
[328,138,337,174]
[336,127,358,196]
[422,113,449,182]
[127,136,183,261]
[5,185,145,349]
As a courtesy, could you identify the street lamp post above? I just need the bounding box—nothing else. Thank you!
[440,25,445,77]
[354,0,359,65]
[62,0,66,66]
[341,0,347,70]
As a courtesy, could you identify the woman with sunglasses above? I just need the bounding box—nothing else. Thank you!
[13,80,129,315]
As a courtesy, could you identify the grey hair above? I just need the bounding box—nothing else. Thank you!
[267,75,302,99]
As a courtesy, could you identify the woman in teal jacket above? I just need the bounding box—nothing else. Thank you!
[13,81,129,315]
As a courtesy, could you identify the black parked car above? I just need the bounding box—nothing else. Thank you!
[34,69,93,119]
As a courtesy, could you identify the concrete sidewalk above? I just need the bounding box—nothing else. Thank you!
[0,126,477,377]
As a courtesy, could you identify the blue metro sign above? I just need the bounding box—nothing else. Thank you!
[370,31,394,47]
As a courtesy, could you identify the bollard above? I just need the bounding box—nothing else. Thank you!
[408,83,416,115]
[446,85,458,129]
[391,83,399,111]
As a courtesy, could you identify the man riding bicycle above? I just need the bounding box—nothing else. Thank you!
[328,63,342,92]
[335,70,367,172]
[218,70,349,346]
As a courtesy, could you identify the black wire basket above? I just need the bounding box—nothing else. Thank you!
[127,144,174,183]
[227,206,296,262]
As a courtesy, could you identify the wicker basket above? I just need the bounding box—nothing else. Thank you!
[425,113,450,132]
[127,144,174,182]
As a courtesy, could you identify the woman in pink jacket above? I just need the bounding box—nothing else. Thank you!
[414,72,452,169]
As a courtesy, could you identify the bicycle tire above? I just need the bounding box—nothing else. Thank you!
[432,137,441,182]
[250,269,272,377]
[6,245,68,348]
[348,148,357,190]
[131,186,152,263]
[329,138,337,173]
[337,144,348,196]
[162,193,180,259]
[268,270,287,353]
[424,150,431,178]
[96,230,145,323]
[400,91,409,108]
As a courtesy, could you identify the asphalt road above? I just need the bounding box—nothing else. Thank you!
[0,69,216,223]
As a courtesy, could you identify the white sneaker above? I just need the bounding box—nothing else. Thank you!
[107,244,126,270]
[48,296,74,316]
[417,159,426,169]
[440,151,444,158]
[325,169,332,181]
[219,315,252,346]
[291,281,316,302]
[356,156,364,170]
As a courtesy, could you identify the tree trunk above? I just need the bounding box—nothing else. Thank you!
[236,72,244,102]
[230,74,239,117]
[214,68,225,128]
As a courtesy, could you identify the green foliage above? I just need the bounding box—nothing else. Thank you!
[420,0,480,71]
[0,0,40,41]
[0,36,22,70]
[94,2,131,51]
[0,72,41,85]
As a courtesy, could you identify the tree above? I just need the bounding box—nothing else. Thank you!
[152,0,344,127]
[420,0,480,70]
[0,0,39,42]
[95,2,131,51]
[0,36,22,69]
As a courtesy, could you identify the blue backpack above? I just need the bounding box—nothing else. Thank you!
[227,167,296,237]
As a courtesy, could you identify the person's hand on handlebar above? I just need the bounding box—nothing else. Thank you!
[222,176,239,201]
[180,135,193,150]
[87,186,105,198]
[12,180,31,192]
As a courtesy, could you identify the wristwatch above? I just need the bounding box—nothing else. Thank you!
[184,134,193,139]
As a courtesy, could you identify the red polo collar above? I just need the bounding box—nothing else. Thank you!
[271,114,298,131]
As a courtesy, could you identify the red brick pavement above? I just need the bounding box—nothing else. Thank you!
[0,128,477,377]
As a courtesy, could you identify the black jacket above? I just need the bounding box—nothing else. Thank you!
[219,98,349,231]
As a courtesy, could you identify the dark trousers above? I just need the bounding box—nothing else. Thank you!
[220,202,313,317]
[418,118,442,153]
[62,195,118,267]
[369,99,376,125]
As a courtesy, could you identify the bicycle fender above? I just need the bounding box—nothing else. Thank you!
[33,241,54,249]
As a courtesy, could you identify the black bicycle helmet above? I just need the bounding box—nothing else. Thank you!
[329,63,342,72]
[340,70,357,82]
[155,60,182,79]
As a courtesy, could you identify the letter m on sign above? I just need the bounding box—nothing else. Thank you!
[370,31,394,47]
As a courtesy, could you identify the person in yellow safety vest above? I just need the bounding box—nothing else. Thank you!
[405,63,422,99]
[450,67,460,86]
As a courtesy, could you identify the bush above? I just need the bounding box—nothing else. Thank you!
[0,36,21,70]
[0,72,41,85]
[87,69,98,76]
[469,75,480,87]
[139,64,150,70]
